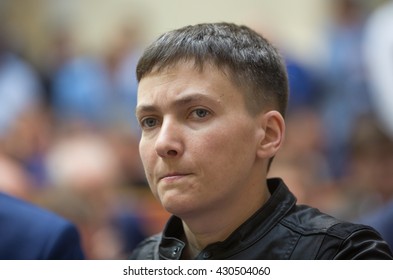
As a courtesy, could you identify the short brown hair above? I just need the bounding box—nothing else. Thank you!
[136,22,289,117]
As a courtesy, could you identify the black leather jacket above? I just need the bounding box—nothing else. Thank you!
[130,178,393,259]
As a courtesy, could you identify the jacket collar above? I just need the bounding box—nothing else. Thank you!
[158,178,297,259]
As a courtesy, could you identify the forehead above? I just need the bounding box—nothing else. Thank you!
[136,61,247,110]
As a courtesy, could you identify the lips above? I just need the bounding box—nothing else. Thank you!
[158,172,191,182]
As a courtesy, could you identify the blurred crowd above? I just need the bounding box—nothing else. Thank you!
[1,0,393,258]
[269,0,393,248]
[0,18,170,259]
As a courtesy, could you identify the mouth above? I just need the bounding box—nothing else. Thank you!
[158,172,192,182]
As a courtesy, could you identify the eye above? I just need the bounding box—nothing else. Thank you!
[190,108,210,119]
[140,117,159,128]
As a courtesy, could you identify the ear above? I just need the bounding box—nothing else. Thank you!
[256,110,285,159]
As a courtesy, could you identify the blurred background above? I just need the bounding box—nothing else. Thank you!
[1,0,393,258]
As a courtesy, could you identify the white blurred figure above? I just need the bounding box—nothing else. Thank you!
[360,0,393,251]
[363,0,393,138]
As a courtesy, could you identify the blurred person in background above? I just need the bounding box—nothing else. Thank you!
[49,47,111,127]
[269,0,376,219]
[0,49,85,259]
[268,109,337,213]
[49,21,141,135]
[0,25,52,191]
[314,0,372,180]
[101,22,142,135]
[0,14,161,259]
[362,0,393,138]
[334,115,393,221]
[0,108,54,190]
[262,23,335,214]
[0,190,85,260]
[42,130,147,259]
[340,114,393,251]
[356,0,393,251]
[130,22,392,259]
[0,28,43,138]
[0,153,85,260]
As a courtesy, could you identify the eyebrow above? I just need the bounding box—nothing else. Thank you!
[136,93,217,116]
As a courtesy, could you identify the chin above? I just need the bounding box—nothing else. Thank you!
[159,189,202,214]
[162,199,196,217]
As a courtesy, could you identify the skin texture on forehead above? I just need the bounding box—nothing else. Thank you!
[139,59,255,113]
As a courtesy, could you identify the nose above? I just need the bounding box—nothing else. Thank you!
[154,119,184,158]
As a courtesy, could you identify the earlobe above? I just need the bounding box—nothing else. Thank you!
[256,111,285,159]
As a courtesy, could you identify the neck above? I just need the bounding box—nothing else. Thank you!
[181,180,271,259]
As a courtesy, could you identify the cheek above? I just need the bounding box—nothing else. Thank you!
[206,121,256,154]
[139,140,155,183]
[139,138,153,165]
[196,123,257,170]
[139,140,165,202]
